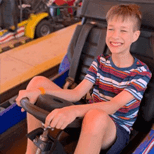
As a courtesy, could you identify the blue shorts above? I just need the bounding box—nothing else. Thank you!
[101,124,130,154]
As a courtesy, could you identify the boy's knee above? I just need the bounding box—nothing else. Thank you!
[31,76,46,83]
[82,109,109,135]
[27,76,48,89]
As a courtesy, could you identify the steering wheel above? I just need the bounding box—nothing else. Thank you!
[20,97,82,128]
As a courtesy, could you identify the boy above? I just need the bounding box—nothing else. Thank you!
[16,4,152,154]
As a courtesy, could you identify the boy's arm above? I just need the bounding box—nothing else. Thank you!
[45,79,94,102]
[74,67,152,117]
[45,90,135,129]
[74,90,135,117]
[16,79,94,105]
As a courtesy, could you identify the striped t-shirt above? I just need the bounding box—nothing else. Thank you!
[85,55,152,133]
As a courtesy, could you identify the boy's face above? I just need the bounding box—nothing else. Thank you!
[106,16,140,55]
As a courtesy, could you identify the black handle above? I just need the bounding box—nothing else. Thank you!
[20,97,82,128]
[20,98,49,123]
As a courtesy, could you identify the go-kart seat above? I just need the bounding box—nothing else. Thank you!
[120,30,154,154]
[20,0,154,154]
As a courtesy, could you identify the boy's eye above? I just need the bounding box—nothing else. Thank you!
[108,28,114,31]
[121,30,127,32]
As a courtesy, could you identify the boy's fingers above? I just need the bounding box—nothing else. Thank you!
[16,100,21,107]
[16,96,24,106]
[55,120,64,129]
[21,108,25,112]
[61,123,68,130]
[16,97,24,106]
[45,109,58,126]
[45,113,54,127]
[50,117,61,128]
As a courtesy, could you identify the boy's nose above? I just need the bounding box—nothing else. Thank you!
[112,30,120,39]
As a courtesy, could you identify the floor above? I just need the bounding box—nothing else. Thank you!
[0,119,27,154]
[0,118,78,154]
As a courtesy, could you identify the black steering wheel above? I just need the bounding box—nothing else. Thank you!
[20,96,82,128]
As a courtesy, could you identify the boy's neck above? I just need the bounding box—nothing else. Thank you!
[111,53,134,68]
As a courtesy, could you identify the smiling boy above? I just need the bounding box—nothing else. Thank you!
[16,4,152,154]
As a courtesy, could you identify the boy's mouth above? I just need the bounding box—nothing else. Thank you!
[110,41,123,47]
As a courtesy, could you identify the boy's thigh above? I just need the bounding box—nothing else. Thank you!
[102,124,130,154]
[28,76,62,90]
[100,115,117,150]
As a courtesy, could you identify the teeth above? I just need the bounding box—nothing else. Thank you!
[111,42,122,46]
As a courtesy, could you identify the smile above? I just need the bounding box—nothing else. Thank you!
[110,41,123,47]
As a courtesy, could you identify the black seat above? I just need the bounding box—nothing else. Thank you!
[21,0,154,153]
[120,30,154,154]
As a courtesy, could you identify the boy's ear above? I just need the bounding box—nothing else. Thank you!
[133,30,140,43]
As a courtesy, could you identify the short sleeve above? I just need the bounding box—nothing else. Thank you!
[84,58,99,84]
[124,70,152,101]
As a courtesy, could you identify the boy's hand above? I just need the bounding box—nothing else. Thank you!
[45,106,78,130]
[16,89,41,112]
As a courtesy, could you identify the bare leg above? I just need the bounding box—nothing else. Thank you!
[74,109,117,154]
[25,76,61,154]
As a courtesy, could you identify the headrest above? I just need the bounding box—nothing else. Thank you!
[80,0,154,29]
[131,31,154,58]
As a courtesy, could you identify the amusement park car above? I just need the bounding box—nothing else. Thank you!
[2,0,154,153]
[19,0,154,153]
[0,0,80,42]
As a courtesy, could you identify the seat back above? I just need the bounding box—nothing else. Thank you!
[67,22,107,84]
[65,0,154,133]
[130,31,154,132]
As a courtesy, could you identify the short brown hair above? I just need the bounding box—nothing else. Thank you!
[106,4,142,31]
